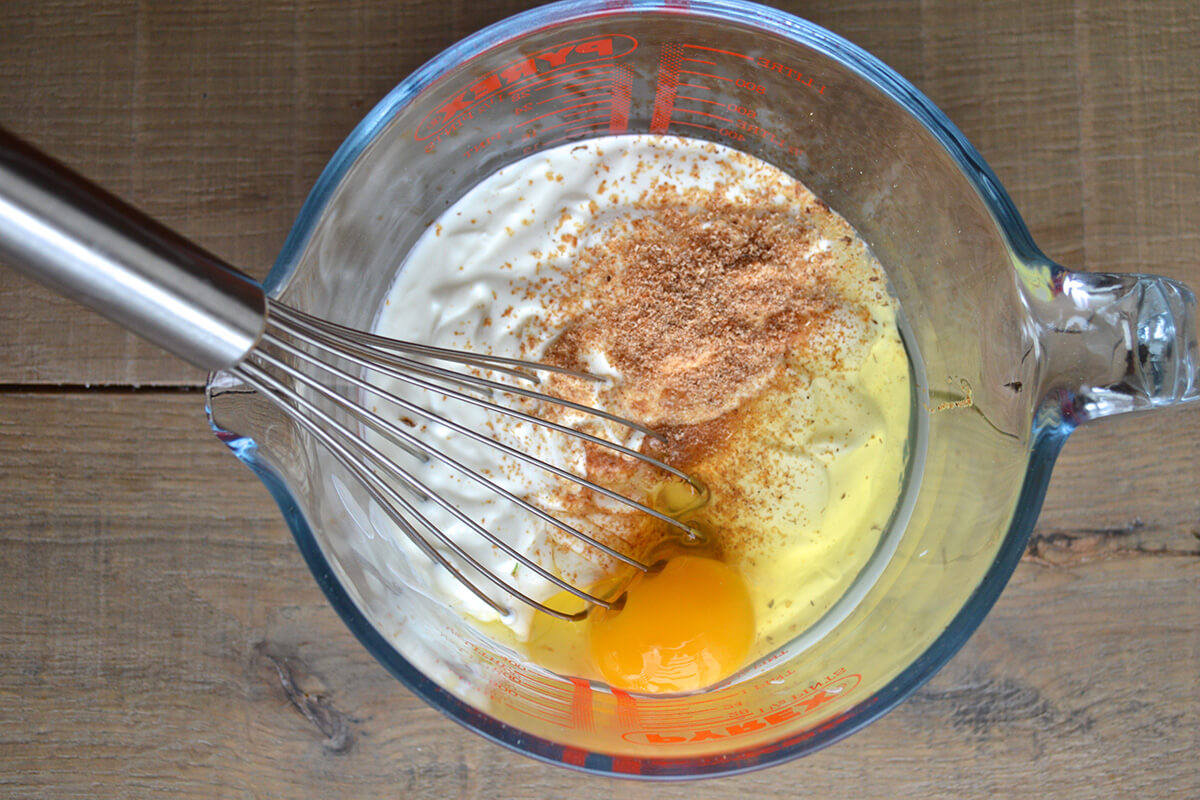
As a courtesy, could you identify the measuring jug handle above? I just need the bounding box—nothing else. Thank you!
[0,127,266,371]
[1031,267,1200,425]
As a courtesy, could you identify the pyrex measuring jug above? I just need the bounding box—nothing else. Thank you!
[205,0,1199,779]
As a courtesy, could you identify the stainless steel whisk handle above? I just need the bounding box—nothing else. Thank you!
[0,127,266,371]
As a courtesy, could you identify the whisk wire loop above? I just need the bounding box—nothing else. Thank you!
[266,317,697,530]
[251,342,648,577]
[227,299,702,621]
[236,359,595,622]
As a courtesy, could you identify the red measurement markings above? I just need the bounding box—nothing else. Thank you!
[650,42,682,134]
[508,706,569,729]
[563,103,610,119]
[680,56,716,66]
[489,689,570,727]
[565,118,609,130]
[621,673,862,746]
[630,709,713,723]
[501,687,579,726]
[541,133,592,149]
[524,69,625,138]
[529,674,570,693]
[677,82,710,91]
[569,677,595,732]
[517,99,610,128]
[540,123,608,149]
[674,107,735,124]
[753,56,827,93]
[682,42,826,94]
[609,62,632,134]
[640,700,742,717]
[523,66,615,95]
[679,68,734,83]
[632,697,750,721]
[551,110,611,128]
[512,692,571,719]
[672,83,736,129]
[541,114,609,135]
[562,75,617,90]
[537,89,611,105]
[418,34,638,144]
[571,104,612,118]
[672,121,718,133]
[611,688,641,730]
[526,74,615,100]
[681,43,753,60]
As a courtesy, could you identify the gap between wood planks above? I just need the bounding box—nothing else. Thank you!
[4,384,1196,568]
[0,383,204,394]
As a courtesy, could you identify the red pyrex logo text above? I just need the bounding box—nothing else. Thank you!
[414,34,638,142]
[621,672,861,745]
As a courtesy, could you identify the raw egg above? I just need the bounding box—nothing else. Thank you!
[588,555,754,693]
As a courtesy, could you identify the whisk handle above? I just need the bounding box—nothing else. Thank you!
[0,127,266,371]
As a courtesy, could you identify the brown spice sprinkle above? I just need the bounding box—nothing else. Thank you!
[484,144,894,577]
[507,164,875,569]
[542,182,837,429]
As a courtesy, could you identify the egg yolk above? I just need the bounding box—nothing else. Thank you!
[588,555,755,693]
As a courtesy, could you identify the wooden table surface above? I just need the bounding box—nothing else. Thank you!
[2,1,1198,797]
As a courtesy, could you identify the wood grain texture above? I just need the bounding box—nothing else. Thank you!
[0,0,534,384]
[0,395,1196,797]
[2,0,1197,382]
[1,0,1198,797]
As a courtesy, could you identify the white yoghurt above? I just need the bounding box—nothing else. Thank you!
[367,134,910,654]
[367,136,797,637]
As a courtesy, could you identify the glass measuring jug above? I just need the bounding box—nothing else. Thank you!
[205,0,1199,779]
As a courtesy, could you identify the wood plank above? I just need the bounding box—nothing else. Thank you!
[914,1,1086,266]
[0,0,534,385]
[1,0,1199,796]
[0,395,1196,796]
[3,1,1197,386]
[1075,1,1200,285]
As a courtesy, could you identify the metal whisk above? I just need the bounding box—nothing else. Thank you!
[241,301,700,621]
[0,128,696,622]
